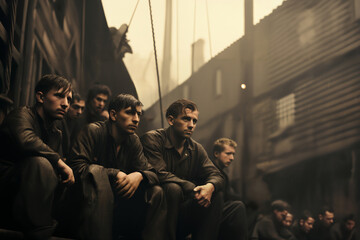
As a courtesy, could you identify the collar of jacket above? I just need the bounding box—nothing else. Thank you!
[164,127,194,151]
[32,106,61,133]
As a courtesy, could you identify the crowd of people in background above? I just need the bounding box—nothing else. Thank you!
[251,200,357,240]
[0,74,358,240]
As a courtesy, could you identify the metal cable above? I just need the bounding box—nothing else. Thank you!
[148,0,164,128]
[205,0,213,58]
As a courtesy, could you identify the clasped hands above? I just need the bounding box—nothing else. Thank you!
[193,183,215,208]
[115,171,143,198]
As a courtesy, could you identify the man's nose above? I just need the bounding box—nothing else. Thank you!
[188,120,194,128]
[62,99,69,109]
[133,113,139,123]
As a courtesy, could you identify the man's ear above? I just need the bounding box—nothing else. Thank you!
[109,109,117,121]
[167,115,174,126]
[36,91,44,104]
[214,151,220,159]
[318,214,323,221]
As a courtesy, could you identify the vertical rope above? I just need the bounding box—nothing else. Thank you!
[148,0,164,128]
[205,0,213,58]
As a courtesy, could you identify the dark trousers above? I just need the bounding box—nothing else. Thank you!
[163,183,224,240]
[218,200,248,240]
[79,164,166,240]
[0,157,61,240]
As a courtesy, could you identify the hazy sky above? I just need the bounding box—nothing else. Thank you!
[102,0,285,108]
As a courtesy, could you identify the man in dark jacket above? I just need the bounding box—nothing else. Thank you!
[291,210,315,240]
[0,74,74,239]
[68,94,166,240]
[141,99,224,240]
[330,214,357,240]
[212,137,248,240]
[309,206,335,240]
[59,92,85,158]
[252,200,291,240]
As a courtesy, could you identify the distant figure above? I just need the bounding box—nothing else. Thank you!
[330,214,357,240]
[309,206,335,240]
[141,99,224,240]
[211,137,248,240]
[291,210,315,240]
[283,213,294,228]
[251,199,291,240]
[67,93,85,120]
[0,94,13,126]
[68,94,166,240]
[84,83,111,124]
[0,74,74,239]
[281,212,295,240]
[58,92,85,158]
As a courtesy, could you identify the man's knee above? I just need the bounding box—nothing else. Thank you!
[145,185,164,204]
[162,183,183,200]
[20,157,58,183]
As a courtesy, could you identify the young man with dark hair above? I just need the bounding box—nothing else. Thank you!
[0,74,74,239]
[84,83,111,123]
[60,92,85,158]
[291,210,315,240]
[252,199,292,240]
[212,137,248,240]
[330,214,357,240]
[68,93,166,240]
[68,93,85,120]
[141,99,224,240]
[309,206,335,240]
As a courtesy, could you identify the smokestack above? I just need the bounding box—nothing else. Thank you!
[191,38,205,73]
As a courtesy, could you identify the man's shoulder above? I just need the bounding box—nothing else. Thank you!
[7,106,33,118]
[141,128,166,142]
[80,121,107,137]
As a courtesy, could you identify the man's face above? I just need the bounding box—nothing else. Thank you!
[112,105,142,135]
[300,217,315,233]
[282,213,293,228]
[215,144,236,168]
[68,99,85,119]
[169,108,199,139]
[320,211,334,228]
[40,88,72,120]
[91,93,108,114]
[274,209,288,223]
[345,220,355,232]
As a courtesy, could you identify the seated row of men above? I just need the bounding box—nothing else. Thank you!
[252,200,357,240]
[0,74,247,240]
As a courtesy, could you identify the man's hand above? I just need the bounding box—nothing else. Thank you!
[57,159,75,186]
[115,171,143,198]
[193,183,215,208]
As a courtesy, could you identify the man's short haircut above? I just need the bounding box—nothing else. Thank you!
[343,214,356,222]
[72,93,83,103]
[35,74,71,95]
[213,138,237,156]
[271,200,290,212]
[86,84,112,103]
[108,94,142,113]
[299,210,313,221]
[165,99,198,119]
[319,205,334,216]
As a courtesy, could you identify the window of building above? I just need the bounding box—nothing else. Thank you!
[215,69,222,96]
[276,93,295,129]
